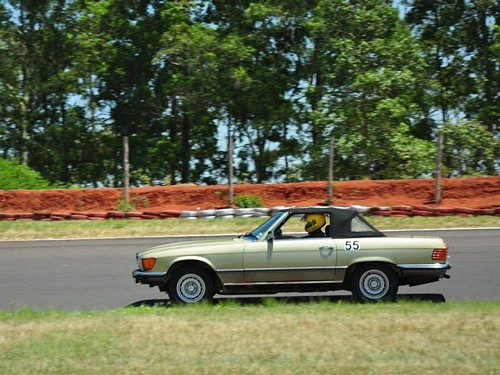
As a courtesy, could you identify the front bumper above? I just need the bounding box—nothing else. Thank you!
[132,270,167,286]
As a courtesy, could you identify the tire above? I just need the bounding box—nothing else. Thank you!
[167,266,214,304]
[351,264,398,303]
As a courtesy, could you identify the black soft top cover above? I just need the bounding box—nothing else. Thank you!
[279,207,385,238]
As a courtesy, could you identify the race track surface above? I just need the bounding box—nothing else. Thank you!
[0,229,498,311]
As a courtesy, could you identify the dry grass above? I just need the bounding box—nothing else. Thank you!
[1,302,499,374]
[0,215,498,240]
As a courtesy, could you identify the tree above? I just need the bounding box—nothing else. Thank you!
[299,0,434,180]
[0,0,86,185]
[0,0,496,188]
[442,120,498,177]
[405,0,499,175]
[147,2,229,184]
[460,0,499,135]
[0,0,42,166]
[202,0,304,183]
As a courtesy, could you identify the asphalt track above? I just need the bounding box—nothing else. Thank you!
[0,229,499,311]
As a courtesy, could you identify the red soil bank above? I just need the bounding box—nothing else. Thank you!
[0,177,498,215]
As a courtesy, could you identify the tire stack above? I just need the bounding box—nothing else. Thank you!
[0,205,498,221]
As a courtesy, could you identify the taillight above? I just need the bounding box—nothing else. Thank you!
[432,248,448,261]
[141,258,156,271]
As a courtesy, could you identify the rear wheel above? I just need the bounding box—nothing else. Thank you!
[167,266,214,304]
[351,264,398,302]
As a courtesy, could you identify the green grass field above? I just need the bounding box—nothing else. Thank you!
[1,301,499,374]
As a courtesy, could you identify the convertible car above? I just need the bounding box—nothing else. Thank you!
[133,207,451,303]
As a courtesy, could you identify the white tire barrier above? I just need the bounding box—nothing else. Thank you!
[1,205,498,221]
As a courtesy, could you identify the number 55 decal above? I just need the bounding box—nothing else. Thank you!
[344,240,360,251]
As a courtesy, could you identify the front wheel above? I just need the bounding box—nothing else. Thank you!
[351,264,398,303]
[167,266,214,304]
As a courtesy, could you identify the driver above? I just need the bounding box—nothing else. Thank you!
[301,213,326,237]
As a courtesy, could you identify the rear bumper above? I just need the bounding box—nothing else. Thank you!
[132,270,167,286]
[397,263,451,287]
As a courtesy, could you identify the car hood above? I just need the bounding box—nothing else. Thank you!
[137,237,249,258]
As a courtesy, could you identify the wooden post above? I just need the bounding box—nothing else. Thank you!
[435,131,443,204]
[123,136,130,204]
[328,136,335,205]
[228,132,234,207]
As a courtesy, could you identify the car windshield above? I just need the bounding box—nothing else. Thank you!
[243,212,288,241]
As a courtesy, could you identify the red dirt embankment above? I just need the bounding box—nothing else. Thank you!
[0,177,498,216]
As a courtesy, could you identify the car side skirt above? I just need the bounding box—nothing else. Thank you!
[221,280,345,294]
[218,266,343,284]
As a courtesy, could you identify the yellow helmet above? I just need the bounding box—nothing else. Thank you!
[302,213,326,233]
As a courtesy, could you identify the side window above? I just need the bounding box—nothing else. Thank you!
[277,214,303,238]
[277,213,330,239]
[351,216,375,233]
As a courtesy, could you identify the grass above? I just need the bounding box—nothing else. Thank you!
[0,215,498,240]
[0,301,499,374]
[0,217,498,373]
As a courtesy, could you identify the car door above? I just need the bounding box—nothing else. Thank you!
[243,237,337,282]
[242,213,337,282]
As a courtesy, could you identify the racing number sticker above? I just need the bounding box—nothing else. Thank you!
[344,240,360,251]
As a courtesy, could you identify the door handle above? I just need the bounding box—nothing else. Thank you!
[319,246,334,250]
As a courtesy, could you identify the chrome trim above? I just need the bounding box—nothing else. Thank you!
[397,263,451,269]
[132,270,167,278]
[218,269,244,273]
[218,266,344,273]
[224,280,342,286]
[246,266,338,272]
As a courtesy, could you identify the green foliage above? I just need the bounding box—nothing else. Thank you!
[406,0,499,174]
[234,194,262,208]
[442,120,499,177]
[115,194,150,212]
[0,158,51,190]
[114,199,135,213]
[0,0,497,186]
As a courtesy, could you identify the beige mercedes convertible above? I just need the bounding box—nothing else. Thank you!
[133,207,451,303]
